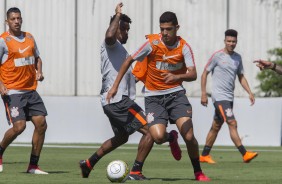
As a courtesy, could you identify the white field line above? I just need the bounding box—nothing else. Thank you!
[10,143,282,152]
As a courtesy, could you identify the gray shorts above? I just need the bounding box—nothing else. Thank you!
[103,96,147,135]
[2,91,48,125]
[213,100,235,123]
[145,90,192,127]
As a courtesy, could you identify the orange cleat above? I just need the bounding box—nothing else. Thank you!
[243,151,258,163]
[200,155,216,164]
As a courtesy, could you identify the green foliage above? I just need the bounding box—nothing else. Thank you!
[256,41,282,97]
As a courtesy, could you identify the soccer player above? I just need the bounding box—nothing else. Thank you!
[0,7,48,174]
[254,59,282,75]
[200,29,258,164]
[107,11,210,181]
[79,3,154,180]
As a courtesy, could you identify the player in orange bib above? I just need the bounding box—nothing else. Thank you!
[107,11,210,181]
[0,7,48,174]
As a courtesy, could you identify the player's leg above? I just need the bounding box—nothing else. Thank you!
[145,95,181,160]
[0,94,28,172]
[175,117,209,181]
[169,91,210,181]
[200,119,222,164]
[26,115,48,174]
[227,119,258,163]
[25,91,48,174]
[127,125,154,180]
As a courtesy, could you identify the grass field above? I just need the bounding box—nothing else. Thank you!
[0,143,281,184]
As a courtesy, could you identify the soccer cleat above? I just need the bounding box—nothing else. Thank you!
[168,130,182,161]
[200,155,216,164]
[79,160,93,178]
[26,165,48,174]
[243,151,258,163]
[195,171,211,181]
[126,171,149,180]
[0,157,3,172]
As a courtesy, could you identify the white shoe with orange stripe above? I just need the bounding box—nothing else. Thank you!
[27,165,48,174]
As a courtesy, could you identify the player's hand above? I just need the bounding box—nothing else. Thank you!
[0,81,8,95]
[36,72,44,81]
[106,87,117,104]
[161,73,179,84]
[115,2,123,15]
[249,93,255,106]
[201,93,208,107]
[253,59,273,70]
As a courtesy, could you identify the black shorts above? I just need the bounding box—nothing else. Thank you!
[2,91,48,125]
[145,90,192,127]
[103,96,147,135]
[213,100,235,123]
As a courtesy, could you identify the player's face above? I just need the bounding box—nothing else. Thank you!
[224,36,237,53]
[6,12,22,35]
[160,22,179,46]
[117,21,130,44]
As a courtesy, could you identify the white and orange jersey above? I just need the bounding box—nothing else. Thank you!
[0,31,39,91]
[132,34,195,95]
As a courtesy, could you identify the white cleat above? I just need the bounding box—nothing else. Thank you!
[27,165,48,174]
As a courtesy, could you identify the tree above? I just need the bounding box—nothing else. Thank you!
[256,36,282,97]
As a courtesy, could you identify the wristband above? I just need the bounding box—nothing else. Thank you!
[272,63,276,70]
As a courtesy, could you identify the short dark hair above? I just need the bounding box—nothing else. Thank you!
[159,11,178,25]
[6,7,21,18]
[110,13,132,24]
[225,29,238,37]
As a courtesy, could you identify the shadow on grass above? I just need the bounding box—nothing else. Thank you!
[149,177,195,181]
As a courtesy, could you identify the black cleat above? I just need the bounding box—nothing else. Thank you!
[79,160,92,178]
[126,171,149,180]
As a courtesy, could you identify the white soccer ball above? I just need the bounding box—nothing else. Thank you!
[106,160,129,183]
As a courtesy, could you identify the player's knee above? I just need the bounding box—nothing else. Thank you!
[227,120,237,128]
[13,121,26,135]
[153,136,166,145]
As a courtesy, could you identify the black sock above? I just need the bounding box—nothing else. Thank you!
[88,152,101,168]
[131,160,143,172]
[167,132,174,142]
[202,145,212,156]
[0,146,5,158]
[30,154,39,166]
[237,145,247,156]
[190,157,202,173]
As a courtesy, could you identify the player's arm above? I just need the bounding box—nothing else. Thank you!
[0,38,8,95]
[106,55,135,103]
[162,43,197,83]
[254,59,282,75]
[201,69,210,107]
[35,56,44,81]
[238,74,255,105]
[105,3,123,46]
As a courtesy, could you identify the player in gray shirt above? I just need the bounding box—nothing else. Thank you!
[79,3,153,181]
[200,29,258,164]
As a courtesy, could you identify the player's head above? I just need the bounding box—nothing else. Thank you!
[6,7,22,35]
[110,14,132,44]
[159,11,179,46]
[224,29,238,53]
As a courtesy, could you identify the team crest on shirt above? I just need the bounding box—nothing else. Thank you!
[5,37,11,42]
[146,112,155,124]
[10,107,19,118]
[225,108,233,117]
[152,39,159,45]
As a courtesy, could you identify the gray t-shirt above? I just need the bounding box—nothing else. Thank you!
[100,40,136,106]
[205,49,244,102]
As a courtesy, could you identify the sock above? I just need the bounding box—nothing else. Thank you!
[0,146,5,158]
[29,154,39,166]
[131,160,144,172]
[237,145,247,156]
[88,152,101,168]
[190,157,202,173]
[202,145,212,156]
[167,132,174,142]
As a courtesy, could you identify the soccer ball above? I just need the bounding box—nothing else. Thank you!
[106,160,129,183]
